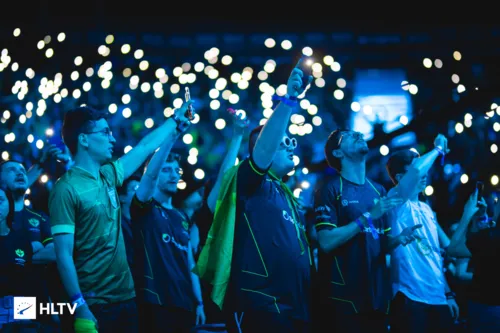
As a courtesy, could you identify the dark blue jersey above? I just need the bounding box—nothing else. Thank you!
[227,158,312,321]
[13,208,53,245]
[313,175,391,315]
[130,196,194,311]
[121,214,134,268]
[0,229,35,297]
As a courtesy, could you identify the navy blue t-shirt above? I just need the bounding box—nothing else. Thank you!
[0,229,35,297]
[130,196,194,311]
[11,208,53,302]
[313,175,391,315]
[121,214,134,268]
[13,208,53,246]
[227,158,311,321]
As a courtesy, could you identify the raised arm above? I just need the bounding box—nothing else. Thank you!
[27,144,72,188]
[252,59,312,170]
[447,190,480,258]
[207,110,248,212]
[134,108,190,202]
[395,134,448,200]
[119,100,193,180]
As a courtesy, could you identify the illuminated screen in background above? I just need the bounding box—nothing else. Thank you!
[351,69,415,147]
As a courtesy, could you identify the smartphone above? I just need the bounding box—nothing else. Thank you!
[296,56,313,90]
[46,131,65,151]
[476,181,484,205]
[184,87,195,120]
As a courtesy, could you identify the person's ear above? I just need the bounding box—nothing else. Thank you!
[78,133,89,149]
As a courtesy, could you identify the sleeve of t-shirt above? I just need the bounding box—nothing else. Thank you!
[49,181,77,235]
[100,160,125,188]
[313,182,339,231]
[237,157,270,197]
[130,194,154,222]
[40,214,53,245]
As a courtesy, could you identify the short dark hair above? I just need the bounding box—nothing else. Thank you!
[248,125,264,156]
[62,106,108,156]
[386,150,420,184]
[324,129,345,171]
[0,186,15,229]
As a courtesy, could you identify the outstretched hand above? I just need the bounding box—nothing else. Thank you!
[40,144,71,165]
[286,58,313,98]
[369,196,404,219]
[398,224,423,246]
[227,108,249,135]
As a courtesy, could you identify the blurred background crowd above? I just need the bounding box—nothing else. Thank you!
[1,18,498,229]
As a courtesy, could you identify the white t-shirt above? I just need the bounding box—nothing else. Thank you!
[389,188,447,305]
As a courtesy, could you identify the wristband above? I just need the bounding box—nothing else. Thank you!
[445,291,456,300]
[171,113,191,133]
[363,212,379,240]
[355,218,364,232]
[70,293,83,303]
[72,297,87,309]
[274,94,299,107]
[197,301,204,307]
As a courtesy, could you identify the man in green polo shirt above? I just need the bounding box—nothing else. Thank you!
[49,103,193,333]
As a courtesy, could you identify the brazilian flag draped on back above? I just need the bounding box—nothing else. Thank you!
[193,164,240,309]
[194,160,309,309]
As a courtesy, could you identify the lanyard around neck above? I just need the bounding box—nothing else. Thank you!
[337,177,381,201]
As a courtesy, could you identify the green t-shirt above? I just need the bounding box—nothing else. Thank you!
[49,160,135,305]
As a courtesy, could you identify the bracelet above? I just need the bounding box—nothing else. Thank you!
[274,94,299,107]
[72,297,87,309]
[366,217,379,240]
[197,301,204,307]
[70,293,83,303]
[355,218,364,232]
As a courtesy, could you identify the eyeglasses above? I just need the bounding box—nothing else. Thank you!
[337,131,363,147]
[280,136,298,149]
[85,128,113,138]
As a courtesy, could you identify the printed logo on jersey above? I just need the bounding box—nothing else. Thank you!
[28,218,40,227]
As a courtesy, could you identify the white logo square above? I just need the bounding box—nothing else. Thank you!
[13,297,37,320]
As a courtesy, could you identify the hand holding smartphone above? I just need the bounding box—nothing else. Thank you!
[45,130,65,151]
[296,56,313,90]
[476,181,484,206]
[184,87,195,120]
